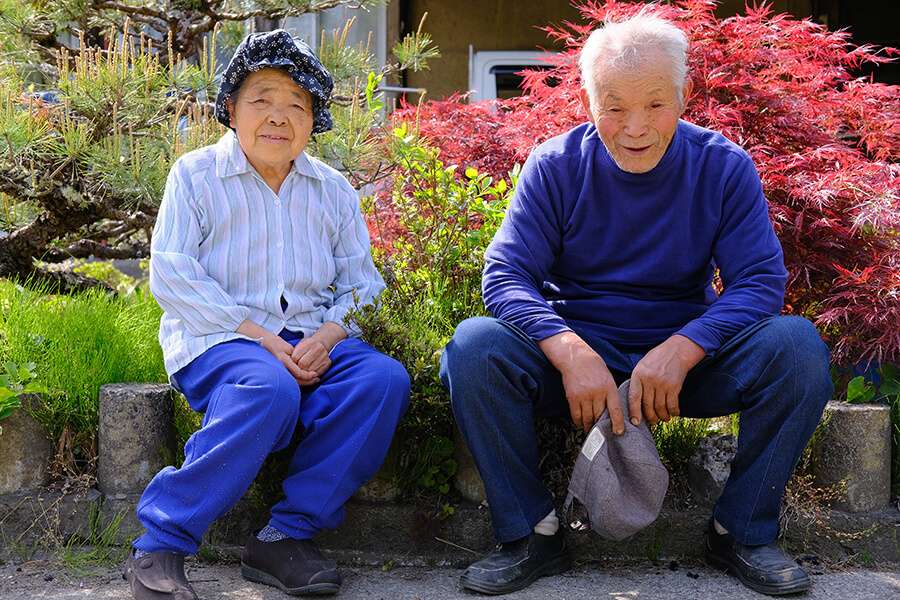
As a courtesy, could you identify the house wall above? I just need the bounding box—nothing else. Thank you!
[402,0,581,101]
[399,0,862,101]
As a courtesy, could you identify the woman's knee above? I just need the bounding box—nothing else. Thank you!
[228,358,302,420]
[372,352,411,412]
[337,342,411,414]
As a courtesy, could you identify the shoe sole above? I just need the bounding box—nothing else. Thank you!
[460,552,574,595]
[241,562,340,596]
[705,551,811,596]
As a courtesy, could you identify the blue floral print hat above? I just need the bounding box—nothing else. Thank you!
[215,29,334,134]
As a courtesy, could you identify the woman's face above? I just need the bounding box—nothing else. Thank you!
[227,68,315,182]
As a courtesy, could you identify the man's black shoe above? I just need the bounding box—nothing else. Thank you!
[460,527,573,595]
[242,533,341,595]
[705,519,811,596]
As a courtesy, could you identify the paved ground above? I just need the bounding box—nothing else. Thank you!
[3,557,900,600]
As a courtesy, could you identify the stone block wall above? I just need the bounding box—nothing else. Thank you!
[1,384,898,563]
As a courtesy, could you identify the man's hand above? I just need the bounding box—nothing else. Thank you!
[538,331,623,434]
[629,334,705,426]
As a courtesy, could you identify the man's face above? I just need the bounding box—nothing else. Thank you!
[579,63,691,174]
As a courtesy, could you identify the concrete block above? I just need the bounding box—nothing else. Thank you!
[97,494,144,545]
[0,394,53,495]
[687,433,737,507]
[0,490,101,552]
[353,439,403,502]
[812,400,892,512]
[452,423,486,504]
[204,495,269,547]
[354,468,402,502]
[98,382,175,496]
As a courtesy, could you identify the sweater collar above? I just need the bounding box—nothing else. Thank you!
[594,120,684,179]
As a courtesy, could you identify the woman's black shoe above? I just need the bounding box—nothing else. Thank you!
[241,533,341,596]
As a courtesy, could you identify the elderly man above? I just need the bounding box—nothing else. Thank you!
[440,13,832,597]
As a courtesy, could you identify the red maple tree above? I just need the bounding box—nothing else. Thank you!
[380,0,900,367]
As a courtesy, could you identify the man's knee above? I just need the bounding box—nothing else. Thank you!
[763,316,829,366]
[756,315,833,401]
[442,316,511,374]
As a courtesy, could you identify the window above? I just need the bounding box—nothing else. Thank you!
[468,49,557,102]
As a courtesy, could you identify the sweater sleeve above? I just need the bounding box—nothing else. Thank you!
[482,153,572,341]
[149,161,251,337]
[675,156,787,354]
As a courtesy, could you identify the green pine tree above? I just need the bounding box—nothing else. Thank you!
[0,0,438,289]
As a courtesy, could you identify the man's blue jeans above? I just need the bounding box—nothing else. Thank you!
[439,315,832,546]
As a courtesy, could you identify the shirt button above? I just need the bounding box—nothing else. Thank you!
[276,241,284,248]
[274,199,281,205]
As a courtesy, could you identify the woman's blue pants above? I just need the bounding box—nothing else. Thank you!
[133,334,410,555]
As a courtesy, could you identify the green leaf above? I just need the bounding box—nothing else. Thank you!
[0,388,20,402]
[847,376,876,404]
[365,72,384,112]
[879,364,900,392]
[21,382,49,394]
[3,361,18,382]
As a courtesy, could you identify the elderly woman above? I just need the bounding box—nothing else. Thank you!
[124,30,410,599]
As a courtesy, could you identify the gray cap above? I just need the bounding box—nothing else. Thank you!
[563,379,669,541]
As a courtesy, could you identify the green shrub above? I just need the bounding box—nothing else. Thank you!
[0,360,49,436]
[652,416,714,474]
[349,128,515,497]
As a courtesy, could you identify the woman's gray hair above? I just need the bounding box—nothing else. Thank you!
[579,13,689,105]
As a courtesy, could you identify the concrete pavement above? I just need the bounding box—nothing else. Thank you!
[3,557,900,599]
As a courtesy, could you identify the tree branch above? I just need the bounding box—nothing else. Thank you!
[42,240,149,262]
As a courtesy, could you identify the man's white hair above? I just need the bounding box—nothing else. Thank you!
[579,12,689,105]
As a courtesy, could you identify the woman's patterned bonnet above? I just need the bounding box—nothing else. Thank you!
[215,29,334,134]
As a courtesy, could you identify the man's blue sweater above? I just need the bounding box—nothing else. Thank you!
[482,120,788,355]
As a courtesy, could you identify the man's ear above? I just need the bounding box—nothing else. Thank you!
[680,78,694,112]
[578,87,595,124]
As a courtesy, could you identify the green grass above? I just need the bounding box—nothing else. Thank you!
[60,509,132,570]
[652,416,714,473]
[0,279,166,470]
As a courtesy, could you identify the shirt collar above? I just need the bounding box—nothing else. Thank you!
[215,130,326,182]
